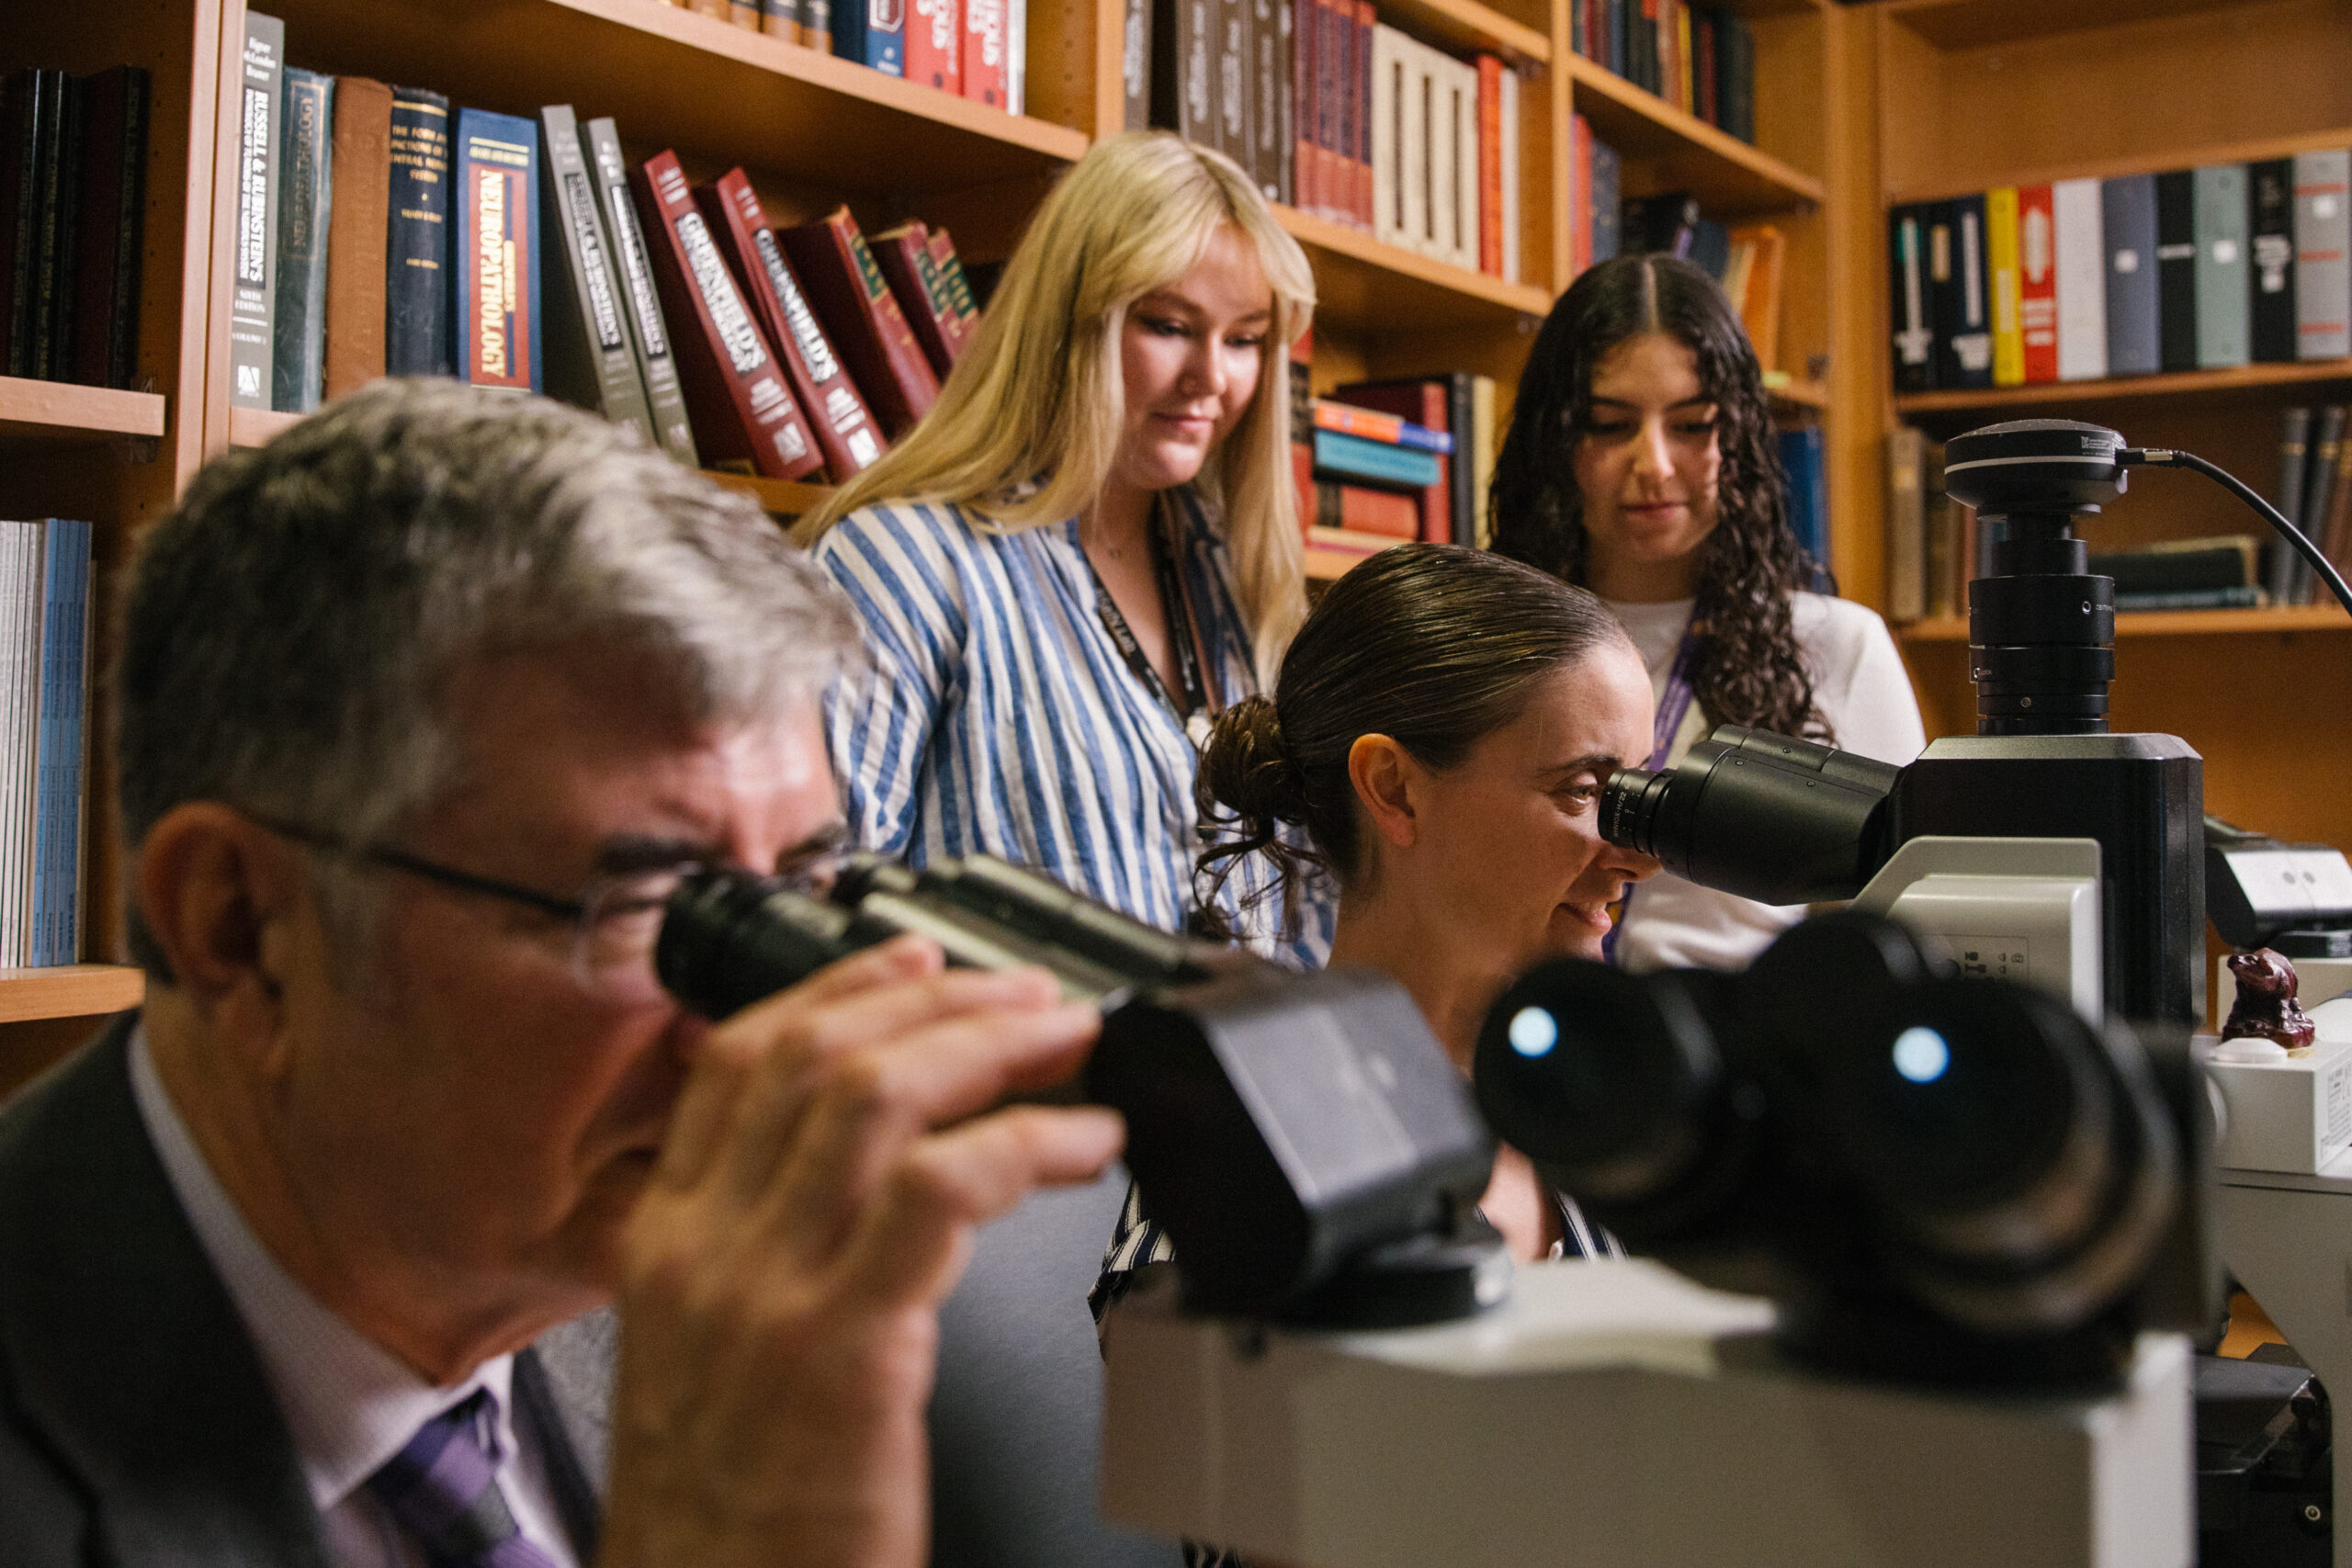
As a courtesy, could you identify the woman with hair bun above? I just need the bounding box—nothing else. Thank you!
[1098,545,1663,1314]
[1488,253,1926,973]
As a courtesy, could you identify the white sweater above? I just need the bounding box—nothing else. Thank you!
[1605,592,1928,973]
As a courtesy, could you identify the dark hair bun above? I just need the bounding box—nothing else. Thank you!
[1196,694,1306,829]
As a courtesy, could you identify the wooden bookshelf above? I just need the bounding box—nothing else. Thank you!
[226,404,303,448]
[1561,53,1825,217]
[1880,0,2278,51]
[1377,0,1550,65]
[1768,376,1830,411]
[1277,205,1555,330]
[0,378,169,444]
[1896,361,2352,419]
[707,472,834,518]
[1900,604,2352,644]
[1855,0,2352,865]
[0,965,145,1026]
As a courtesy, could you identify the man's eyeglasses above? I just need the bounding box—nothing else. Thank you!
[251,816,839,1004]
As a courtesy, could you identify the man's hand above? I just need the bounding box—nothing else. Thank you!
[600,936,1124,1568]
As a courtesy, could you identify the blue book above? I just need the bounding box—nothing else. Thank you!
[28,520,89,967]
[1777,426,1828,584]
[833,0,907,75]
[2101,174,2160,378]
[452,107,543,392]
[1313,429,1442,488]
[386,86,453,377]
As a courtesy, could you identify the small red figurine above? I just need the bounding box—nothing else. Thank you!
[2222,948,2317,1051]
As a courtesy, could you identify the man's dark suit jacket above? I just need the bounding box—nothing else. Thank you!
[0,1016,611,1567]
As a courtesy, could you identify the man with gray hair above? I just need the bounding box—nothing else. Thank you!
[0,380,1124,1568]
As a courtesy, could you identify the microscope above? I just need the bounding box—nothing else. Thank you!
[649,422,2350,1568]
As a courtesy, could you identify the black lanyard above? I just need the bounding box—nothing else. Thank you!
[1090,498,1216,731]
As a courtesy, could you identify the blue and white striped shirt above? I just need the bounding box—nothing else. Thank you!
[812,491,1333,967]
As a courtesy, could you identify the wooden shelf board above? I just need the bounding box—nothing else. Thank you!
[1379,0,1549,64]
[1900,604,2352,643]
[1881,0,2267,52]
[1895,360,2352,417]
[255,0,1088,196]
[705,470,833,516]
[227,405,304,448]
[1891,125,2352,207]
[1768,377,1829,410]
[0,377,167,443]
[1277,206,1553,330]
[1562,56,1825,217]
[1304,544,1391,581]
[0,965,144,1025]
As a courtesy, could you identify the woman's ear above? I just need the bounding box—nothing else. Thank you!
[1346,733,1420,852]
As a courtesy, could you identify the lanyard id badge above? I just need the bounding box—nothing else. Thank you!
[1601,630,1699,964]
[1090,497,1223,746]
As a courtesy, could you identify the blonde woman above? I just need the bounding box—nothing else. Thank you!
[799,131,1329,962]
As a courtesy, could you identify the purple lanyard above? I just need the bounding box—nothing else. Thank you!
[1601,631,1698,964]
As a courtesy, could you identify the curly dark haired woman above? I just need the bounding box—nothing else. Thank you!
[1488,253,1926,973]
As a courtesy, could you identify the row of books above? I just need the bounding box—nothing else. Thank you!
[0,519,93,971]
[1136,0,1522,273]
[1614,187,1786,371]
[2266,407,2352,607]
[234,15,979,484]
[1284,334,1499,559]
[0,67,149,390]
[645,0,1025,112]
[1888,153,2352,392]
[1566,0,1756,145]
[1882,423,2352,623]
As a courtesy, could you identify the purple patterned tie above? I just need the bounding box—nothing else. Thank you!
[367,1388,561,1568]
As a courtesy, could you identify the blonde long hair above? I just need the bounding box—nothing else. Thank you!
[797,131,1317,676]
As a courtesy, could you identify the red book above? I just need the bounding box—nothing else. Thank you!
[909,0,963,93]
[963,0,1009,107]
[1476,56,1503,276]
[2017,182,2059,384]
[1351,0,1375,230]
[778,205,942,436]
[1317,482,1419,537]
[1329,378,1450,543]
[628,151,823,480]
[1694,11,1717,125]
[926,226,980,334]
[1320,0,1346,223]
[870,220,964,377]
[695,168,886,482]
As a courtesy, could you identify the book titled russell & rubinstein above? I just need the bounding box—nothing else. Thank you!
[228,12,284,410]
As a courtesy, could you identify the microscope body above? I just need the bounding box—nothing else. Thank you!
[1891,731,2205,1026]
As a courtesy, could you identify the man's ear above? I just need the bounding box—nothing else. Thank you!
[137,804,308,1039]
[1346,733,1420,852]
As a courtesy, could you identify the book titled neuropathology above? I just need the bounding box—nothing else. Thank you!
[628,150,822,481]
[453,107,541,392]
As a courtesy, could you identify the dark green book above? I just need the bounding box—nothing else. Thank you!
[272,68,333,411]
